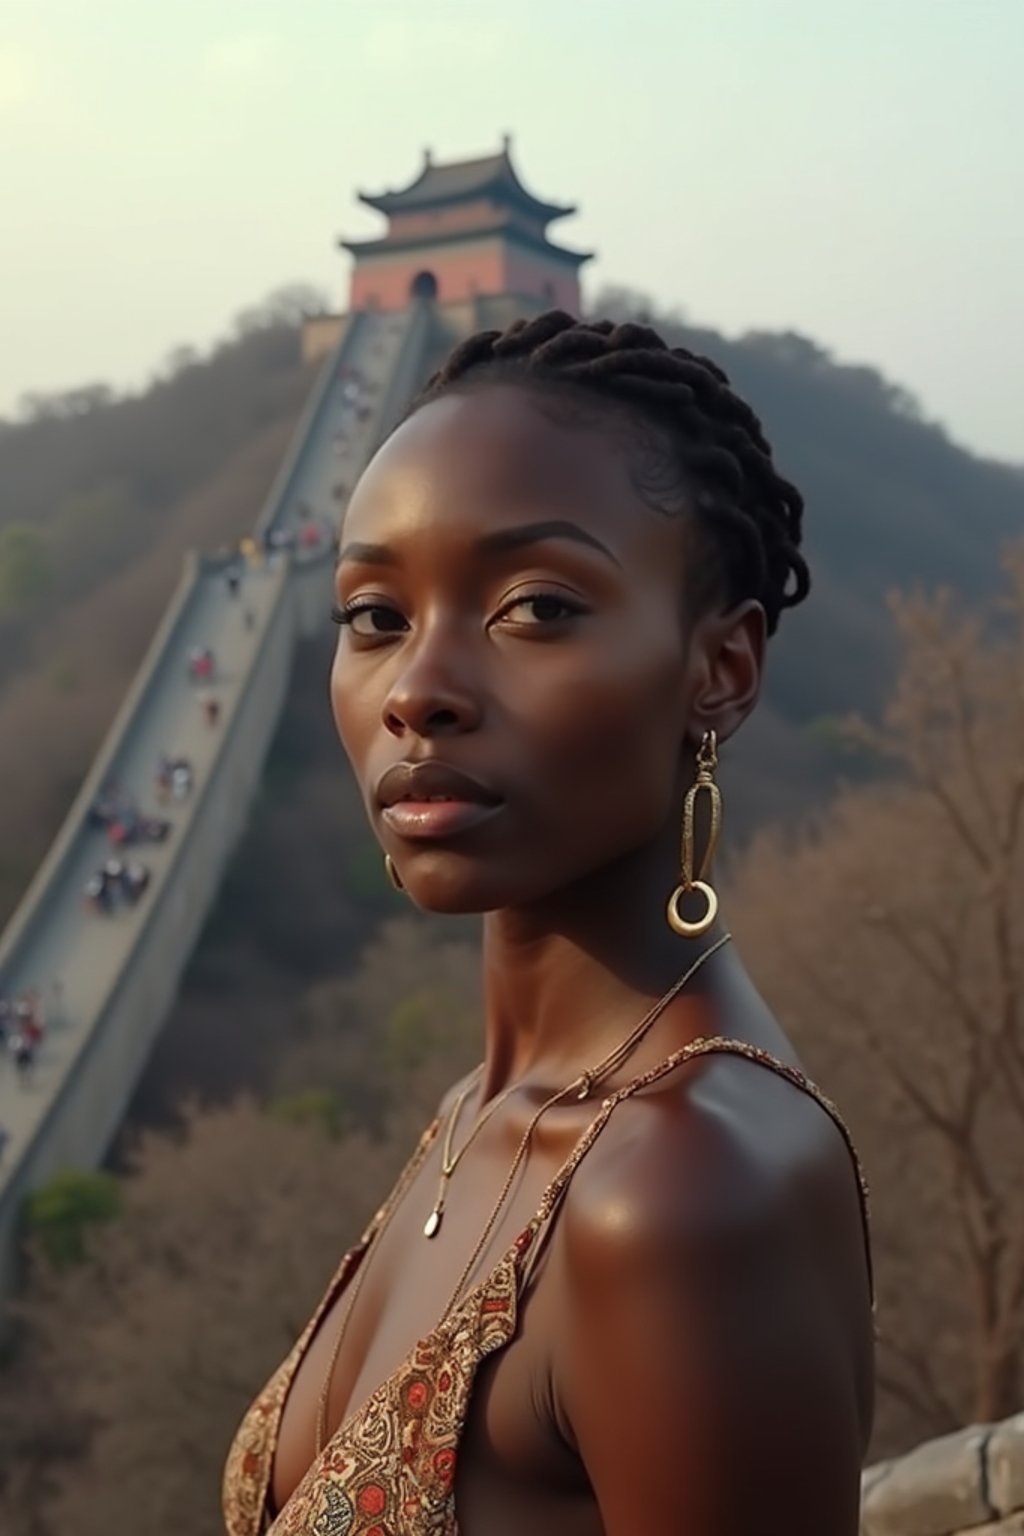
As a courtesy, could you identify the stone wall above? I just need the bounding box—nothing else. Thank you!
[301,313,346,366]
[0,306,433,1302]
[254,311,361,540]
[863,1414,1024,1535]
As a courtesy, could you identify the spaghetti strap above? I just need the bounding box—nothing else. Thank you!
[224,1045,871,1536]
[519,1036,874,1308]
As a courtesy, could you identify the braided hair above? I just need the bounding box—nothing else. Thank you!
[406,310,809,636]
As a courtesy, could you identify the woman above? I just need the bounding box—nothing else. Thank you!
[223,312,874,1536]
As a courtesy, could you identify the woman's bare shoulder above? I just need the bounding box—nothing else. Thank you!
[547,1049,874,1532]
[564,1031,871,1299]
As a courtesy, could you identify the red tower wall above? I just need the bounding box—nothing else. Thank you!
[502,246,580,313]
[349,236,582,314]
[386,200,499,241]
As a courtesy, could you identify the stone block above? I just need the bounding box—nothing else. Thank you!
[988,1414,1024,1518]
[862,1460,894,1501]
[861,1424,993,1536]
[956,1515,1024,1536]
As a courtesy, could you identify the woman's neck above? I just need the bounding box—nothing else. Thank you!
[479,836,723,1098]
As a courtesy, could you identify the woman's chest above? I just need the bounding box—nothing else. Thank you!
[271,1155,562,1520]
[270,1266,584,1536]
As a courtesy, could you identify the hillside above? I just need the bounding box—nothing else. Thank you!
[593,290,1024,822]
[0,292,318,921]
[1,290,1021,1117]
[141,294,1024,1124]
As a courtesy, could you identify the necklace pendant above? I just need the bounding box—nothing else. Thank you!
[423,1206,443,1239]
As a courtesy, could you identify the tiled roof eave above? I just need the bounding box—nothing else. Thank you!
[340,223,593,267]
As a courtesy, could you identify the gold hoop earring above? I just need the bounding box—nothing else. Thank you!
[384,854,404,892]
[667,730,721,938]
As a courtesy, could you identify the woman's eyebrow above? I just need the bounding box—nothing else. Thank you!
[336,541,400,568]
[476,520,621,568]
[338,521,621,571]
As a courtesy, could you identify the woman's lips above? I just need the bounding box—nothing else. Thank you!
[376,759,504,840]
[381,798,503,840]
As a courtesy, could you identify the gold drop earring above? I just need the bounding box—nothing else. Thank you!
[666,729,721,939]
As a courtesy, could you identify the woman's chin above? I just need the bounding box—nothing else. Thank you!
[394,862,499,916]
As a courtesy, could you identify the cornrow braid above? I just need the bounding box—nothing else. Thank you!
[407,310,809,635]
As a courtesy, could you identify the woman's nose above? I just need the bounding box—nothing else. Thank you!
[381,644,483,739]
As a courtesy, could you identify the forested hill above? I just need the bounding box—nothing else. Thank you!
[599,290,1023,720]
[0,286,1021,918]
[0,288,320,921]
[0,288,322,695]
[590,291,1023,823]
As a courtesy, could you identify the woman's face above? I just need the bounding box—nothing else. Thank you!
[331,384,721,914]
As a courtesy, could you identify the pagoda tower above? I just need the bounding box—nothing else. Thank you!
[340,137,592,314]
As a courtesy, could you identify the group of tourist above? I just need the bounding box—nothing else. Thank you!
[331,364,375,472]
[0,988,48,1082]
[327,362,378,511]
[155,753,194,801]
[80,757,192,917]
[0,984,64,1160]
[1,402,346,1172]
[89,786,170,848]
[83,857,151,915]
[83,778,174,917]
[188,645,222,727]
[187,645,216,683]
[250,507,333,567]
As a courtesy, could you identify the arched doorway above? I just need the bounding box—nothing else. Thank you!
[409,270,439,300]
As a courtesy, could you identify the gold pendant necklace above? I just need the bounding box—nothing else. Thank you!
[315,931,731,1459]
[422,1075,517,1238]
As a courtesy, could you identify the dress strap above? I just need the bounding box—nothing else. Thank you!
[520,1036,874,1308]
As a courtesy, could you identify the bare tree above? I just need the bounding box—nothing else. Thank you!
[0,1103,407,1536]
[728,542,1024,1453]
[276,915,482,1133]
[232,283,330,337]
[0,922,480,1535]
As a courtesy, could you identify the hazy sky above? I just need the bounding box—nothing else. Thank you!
[1,0,1021,461]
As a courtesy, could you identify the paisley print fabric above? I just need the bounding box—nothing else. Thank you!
[222,1038,873,1536]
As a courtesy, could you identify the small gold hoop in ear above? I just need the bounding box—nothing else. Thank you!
[666,730,721,939]
[384,854,404,892]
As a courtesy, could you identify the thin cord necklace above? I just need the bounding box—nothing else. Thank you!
[423,1074,516,1238]
[314,931,731,1458]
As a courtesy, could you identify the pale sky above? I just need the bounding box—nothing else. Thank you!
[1,0,1021,462]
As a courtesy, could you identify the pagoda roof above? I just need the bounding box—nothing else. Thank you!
[340,214,593,269]
[357,140,576,224]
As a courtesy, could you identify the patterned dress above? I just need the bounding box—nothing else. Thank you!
[222,1038,873,1536]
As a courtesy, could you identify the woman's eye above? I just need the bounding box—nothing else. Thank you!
[332,601,407,637]
[498,593,584,627]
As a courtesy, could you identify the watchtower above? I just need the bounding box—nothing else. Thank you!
[341,137,591,314]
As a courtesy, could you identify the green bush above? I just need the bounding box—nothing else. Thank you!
[23,1169,121,1268]
[267,1089,347,1140]
[383,986,472,1075]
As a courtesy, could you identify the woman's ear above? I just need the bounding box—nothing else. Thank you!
[686,600,766,746]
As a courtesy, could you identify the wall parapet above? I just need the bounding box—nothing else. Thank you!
[254,310,358,538]
[372,298,434,440]
[0,302,438,1307]
[0,551,203,977]
[863,1413,1024,1535]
